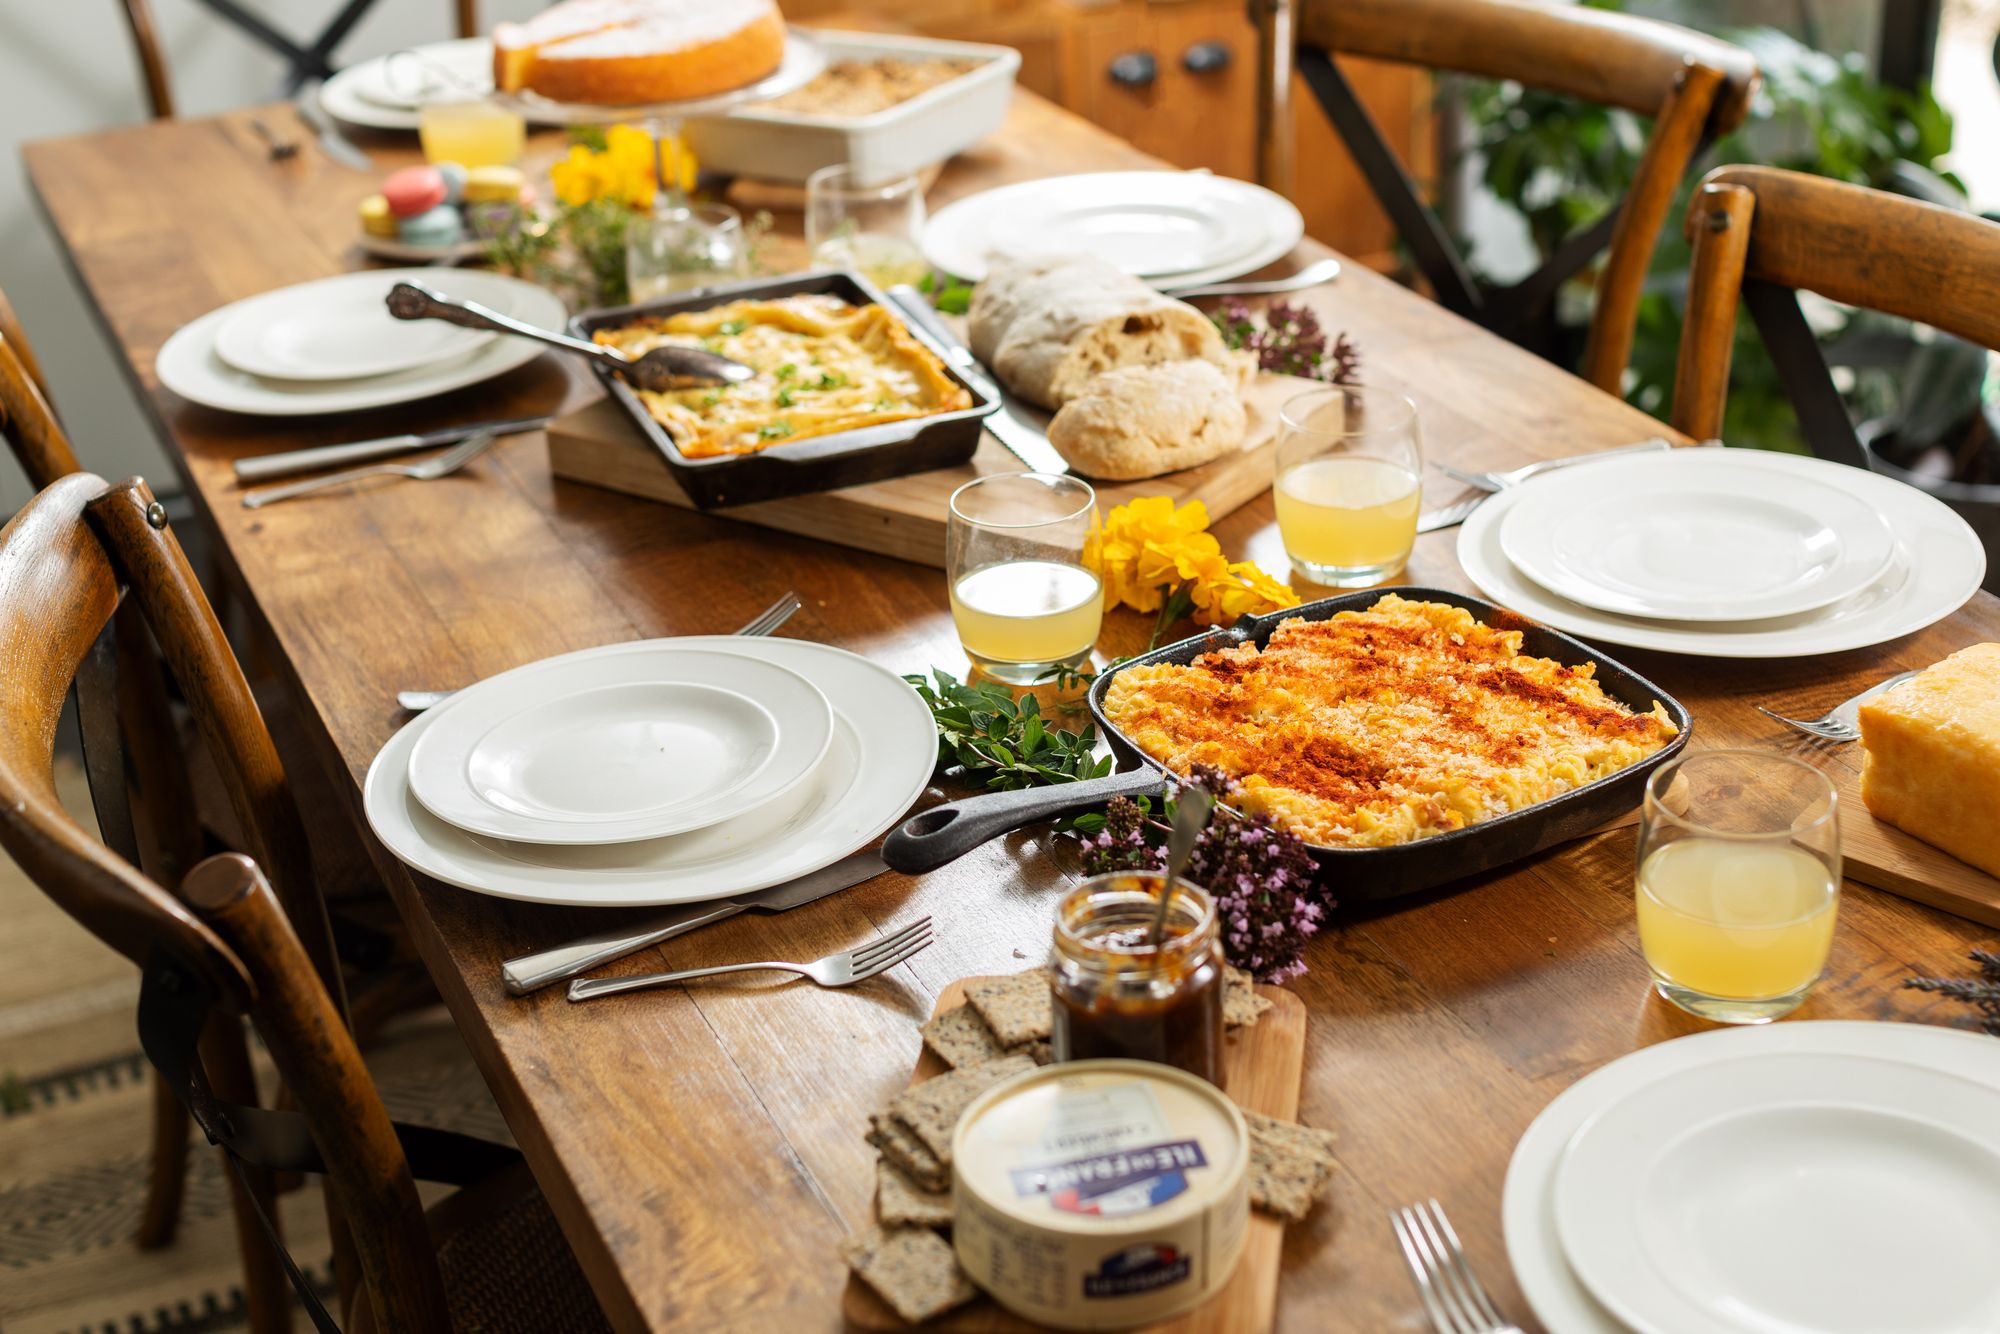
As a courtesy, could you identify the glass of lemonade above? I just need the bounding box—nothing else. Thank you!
[806,165,930,289]
[418,98,526,168]
[1272,385,1423,587]
[948,473,1103,685]
[1637,750,1841,1024]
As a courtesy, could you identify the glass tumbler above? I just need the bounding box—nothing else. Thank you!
[1272,385,1423,587]
[626,203,747,303]
[805,165,929,289]
[947,473,1102,685]
[1637,750,1841,1024]
[418,97,526,168]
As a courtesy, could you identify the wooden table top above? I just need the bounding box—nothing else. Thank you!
[25,92,2000,1333]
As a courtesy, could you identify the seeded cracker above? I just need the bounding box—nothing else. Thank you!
[876,1158,953,1229]
[1009,1038,1053,1065]
[964,971,1052,1047]
[1224,965,1274,1028]
[867,1113,949,1194]
[893,1053,1038,1162]
[920,1003,1008,1069]
[1244,1109,1340,1222]
[843,1225,975,1324]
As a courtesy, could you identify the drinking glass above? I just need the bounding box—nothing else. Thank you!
[418,98,526,168]
[805,165,929,289]
[1272,385,1423,587]
[626,204,747,303]
[1637,750,1841,1024]
[947,473,1102,685]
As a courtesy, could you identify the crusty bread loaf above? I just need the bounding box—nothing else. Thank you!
[493,0,785,106]
[1047,360,1247,480]
[967,254,1225,410]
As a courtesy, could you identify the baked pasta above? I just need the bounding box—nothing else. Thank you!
[592,295,973,458]
[1102,594,1680,848]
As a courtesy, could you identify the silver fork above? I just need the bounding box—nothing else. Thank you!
[1757,669,1920,743]
[242,431,497,509]
[566,916,934,1001]
[393,591,802,712]
[1391,1200,1524,1334]
[1435,437,1677,494]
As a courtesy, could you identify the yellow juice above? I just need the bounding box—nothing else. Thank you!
[1637,838,1838,999]
[951,561,1103,665]
[1274,457,1421,572]
[419,102,526,168]
[813,234,931,289]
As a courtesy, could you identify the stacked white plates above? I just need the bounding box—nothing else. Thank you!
[320,38,569,131]
[158,269,564,416]
[1504,1021,2000,1334]
[1457,449,1987,657]
[363,637,935,907]
[920,171,1305,288]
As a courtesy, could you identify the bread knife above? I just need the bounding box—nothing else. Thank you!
[885,285,1070,475]
[500,849,888,995]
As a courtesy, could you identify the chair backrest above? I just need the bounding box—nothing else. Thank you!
[119,0,176,119]
[0,287,83,489]
[1264,0,1759,393]
[0,474,449,1331]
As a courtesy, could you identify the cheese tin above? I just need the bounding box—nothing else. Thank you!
[951,1059,1250,1330]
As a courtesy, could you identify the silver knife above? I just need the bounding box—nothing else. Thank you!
[885,285,1071,475]
[500,849,888,995]
[234,415,553,482]
[296,85,373,171]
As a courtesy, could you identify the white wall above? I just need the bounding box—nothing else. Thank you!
[0,0,546,516]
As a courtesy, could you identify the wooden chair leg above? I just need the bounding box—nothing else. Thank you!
[135,1069,192,1249]
[203,1014,295,1334]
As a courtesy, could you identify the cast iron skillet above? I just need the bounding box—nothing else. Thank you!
[882,588,1693,903]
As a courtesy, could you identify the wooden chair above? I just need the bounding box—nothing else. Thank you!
[1254,0,1760,393]
[1671,164,2000,585]
[0,472,610,1333]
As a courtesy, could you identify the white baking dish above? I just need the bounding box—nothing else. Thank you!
[681,29,1020,185]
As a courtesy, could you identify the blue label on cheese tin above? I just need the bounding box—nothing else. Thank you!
[1009,1139,1208,1216]
[1083,1243,1193,1297]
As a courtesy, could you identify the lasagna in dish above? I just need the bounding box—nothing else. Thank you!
[591,294,973,457]
[1102,594,1680,848]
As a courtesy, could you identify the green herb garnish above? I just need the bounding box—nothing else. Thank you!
[776,387,795,408]
[758,420,794,439]
[815,371,846,391]
[776,363,797,381]
[920,269,974,315]
[904,669,1114,792]
[718,319,748,336]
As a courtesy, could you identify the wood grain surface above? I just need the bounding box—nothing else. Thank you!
[843,978,1306,1334]
[23,91,2000,1333]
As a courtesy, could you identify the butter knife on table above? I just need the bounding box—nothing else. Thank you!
[234,415,553,482]
[501,850,888,995]
[885,284,1071,475]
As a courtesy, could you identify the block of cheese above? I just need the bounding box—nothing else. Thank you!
[1859,643,2000,878]
[492,0,786,106]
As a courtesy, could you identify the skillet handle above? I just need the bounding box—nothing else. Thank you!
[882,768,1168,874]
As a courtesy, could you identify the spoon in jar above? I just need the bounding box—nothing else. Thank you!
[1151,786,1214,950]
[385,280,756,392]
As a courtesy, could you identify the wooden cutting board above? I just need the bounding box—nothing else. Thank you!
[548,374,1320,569]
[843,977,1310,1333]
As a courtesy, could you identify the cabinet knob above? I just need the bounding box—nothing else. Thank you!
[1108,51,1157,89]
[1183,41,1231,74]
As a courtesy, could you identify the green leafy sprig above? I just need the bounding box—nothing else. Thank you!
[919,270,974,315]
[905,669,1113,791]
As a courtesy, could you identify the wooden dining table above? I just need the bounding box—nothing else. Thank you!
[24,89,2000,1333]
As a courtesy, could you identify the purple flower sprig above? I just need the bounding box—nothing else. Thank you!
[1904,949,2000,1036]
[1211,298,1362,385]
[1075,765,1327,984]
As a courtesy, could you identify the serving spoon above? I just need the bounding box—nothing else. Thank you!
[1151,786,1214,948]
[385,280,756,392]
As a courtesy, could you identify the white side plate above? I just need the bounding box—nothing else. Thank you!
[212,268,498,381]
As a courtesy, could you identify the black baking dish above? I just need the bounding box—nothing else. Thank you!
[883,587,1694,905]
[568,269,999,508]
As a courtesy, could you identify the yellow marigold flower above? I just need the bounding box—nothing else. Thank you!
[547,126,699,209]
[1085,495,1297,627]
[1196,559,1301,620]
[550,143,607,207]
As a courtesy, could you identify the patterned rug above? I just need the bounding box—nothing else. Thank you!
[0,758,509,1333]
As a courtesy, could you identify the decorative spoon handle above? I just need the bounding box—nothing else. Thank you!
[386,280,626,370]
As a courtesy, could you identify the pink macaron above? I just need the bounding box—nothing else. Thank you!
[381,165,447,219]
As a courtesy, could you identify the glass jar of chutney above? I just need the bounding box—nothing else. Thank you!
[1049,872,1225,1088]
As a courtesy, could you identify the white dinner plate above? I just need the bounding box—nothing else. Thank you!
[1557,1049,2000,1334]
[319,39,567,131]
[363,637,935,908]
[407,648,831,845]
[1504,1022,2000,1334]
[921,171,1305,286]
[1457,449,1986,657]
[212,269,497,381]
[157,269,565,416]
[1499,454,1897,621]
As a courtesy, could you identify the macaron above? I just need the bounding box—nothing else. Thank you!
[435,161,468,206]
[357,193,398,239]
[382,164,447,218]
[396,203,464,248]
[461,164,526,205]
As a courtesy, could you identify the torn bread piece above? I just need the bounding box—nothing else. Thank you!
[1244,1108,1340,1222]
[892,1054,1038,1163]
[842,1225,976,1324]
[964,971,1052,1048]
[876,1158,953,1229]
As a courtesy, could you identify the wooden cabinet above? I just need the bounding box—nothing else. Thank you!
[788,0,1434,271]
